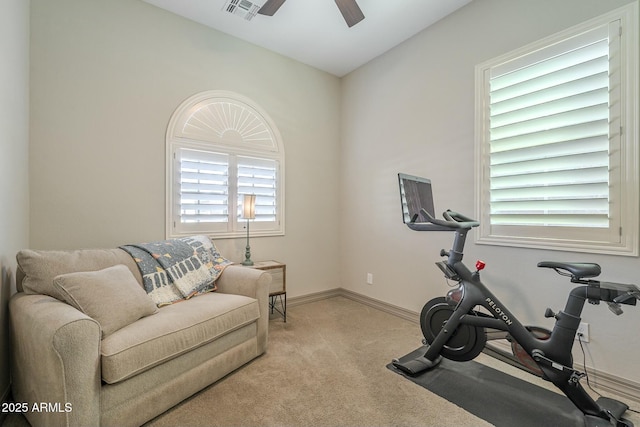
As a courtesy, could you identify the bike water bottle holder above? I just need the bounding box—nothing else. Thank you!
[595,283,639,315]
[613,288,640,304]
[605,286,640,315]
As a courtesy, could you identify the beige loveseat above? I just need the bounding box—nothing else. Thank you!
[9,247,271,427]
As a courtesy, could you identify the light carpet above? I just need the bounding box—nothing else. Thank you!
[145,296,639,426]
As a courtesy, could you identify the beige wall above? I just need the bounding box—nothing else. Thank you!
[340,0,640,382]
[29,0,342,298]
[0,0,30,403]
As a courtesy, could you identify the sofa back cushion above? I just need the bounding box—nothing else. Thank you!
[16,248,142,300]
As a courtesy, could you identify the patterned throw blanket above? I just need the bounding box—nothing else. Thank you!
[120,235,232,306]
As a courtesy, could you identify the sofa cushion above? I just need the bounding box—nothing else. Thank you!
[100,292,260,384]
[53,265,158,337]
[17,248,142,300]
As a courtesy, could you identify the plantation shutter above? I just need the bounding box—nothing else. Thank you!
[488,22,615,229]
[237,156,278,222]
[178,148,229,225]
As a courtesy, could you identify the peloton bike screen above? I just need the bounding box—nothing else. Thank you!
[398,173,435,224]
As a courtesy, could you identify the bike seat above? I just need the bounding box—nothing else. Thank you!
[537,261,601,279]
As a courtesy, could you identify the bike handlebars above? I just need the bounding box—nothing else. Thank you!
[407,209,480,232]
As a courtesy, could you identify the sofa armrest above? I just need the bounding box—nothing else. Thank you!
[216,265,271,353]
[9,293,101,427]
[216,265,271,298]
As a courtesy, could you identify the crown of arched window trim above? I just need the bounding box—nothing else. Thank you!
[166,90,285,239]
[170,91,282,152]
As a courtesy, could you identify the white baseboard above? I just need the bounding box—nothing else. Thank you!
[287,288,342,307]
[338,288,420,323]
[584,365,640,408]
[289,288,640,407]
[288,288,419,323]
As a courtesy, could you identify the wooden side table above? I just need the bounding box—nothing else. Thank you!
[241,261,286,322]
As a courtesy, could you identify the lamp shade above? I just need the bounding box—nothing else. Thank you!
[242,194,256,220]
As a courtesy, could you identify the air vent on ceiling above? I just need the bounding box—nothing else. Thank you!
[222,0,263,21]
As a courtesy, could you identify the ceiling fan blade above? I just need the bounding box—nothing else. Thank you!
[335,0,364,27]
[258,0,287,16]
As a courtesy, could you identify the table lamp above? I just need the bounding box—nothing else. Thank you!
[242,194,256,266]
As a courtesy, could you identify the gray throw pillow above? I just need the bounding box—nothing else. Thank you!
[53,264,158,337]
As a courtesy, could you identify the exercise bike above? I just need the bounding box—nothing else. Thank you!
[392,177,640,427]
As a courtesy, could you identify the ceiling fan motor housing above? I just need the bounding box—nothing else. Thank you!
[257,0,365,27]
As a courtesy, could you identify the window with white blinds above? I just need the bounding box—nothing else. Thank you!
[237,156,278,222]
[166,90,285,238]
[476,4,638,255]
[179,149,229,224]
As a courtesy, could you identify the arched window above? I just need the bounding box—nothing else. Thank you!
[166,90,285,238]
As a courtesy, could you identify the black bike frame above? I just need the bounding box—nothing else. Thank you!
[398,203,640,425]
[422,226,608,418]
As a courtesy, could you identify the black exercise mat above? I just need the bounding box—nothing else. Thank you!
[387,346,584,427]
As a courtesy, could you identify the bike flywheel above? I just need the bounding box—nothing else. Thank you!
[420,297,487,362]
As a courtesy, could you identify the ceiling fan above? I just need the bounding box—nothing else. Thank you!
[258,0,365,28]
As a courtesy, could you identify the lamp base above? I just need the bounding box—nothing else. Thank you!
[242,217,253,266]
[242,242,253,266]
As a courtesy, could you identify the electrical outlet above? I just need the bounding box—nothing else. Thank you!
[576,322,590,342]
[366,273,373,285]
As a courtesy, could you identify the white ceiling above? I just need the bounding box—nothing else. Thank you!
[142,0,472,77]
